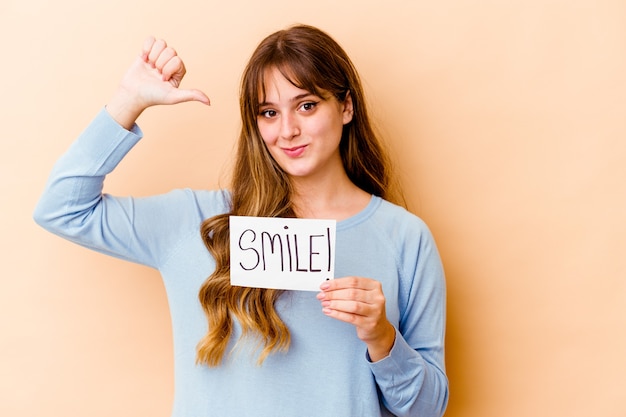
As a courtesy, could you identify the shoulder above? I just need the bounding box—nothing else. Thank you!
[342,195,434,247]
[370,197,442,273]
[372,197,432,239]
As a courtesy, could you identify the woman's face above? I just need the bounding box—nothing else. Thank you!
[256,67,353,184]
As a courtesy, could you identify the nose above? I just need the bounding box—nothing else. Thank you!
[279,113,300,140]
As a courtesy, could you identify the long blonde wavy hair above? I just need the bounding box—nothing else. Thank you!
[196,24,403,366]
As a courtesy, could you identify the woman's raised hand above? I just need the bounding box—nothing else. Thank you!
[106,36,210,129]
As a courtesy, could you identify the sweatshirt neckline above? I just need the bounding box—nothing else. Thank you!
[336,195,381,231]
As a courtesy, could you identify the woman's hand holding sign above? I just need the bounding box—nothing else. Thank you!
[317,277,396,362]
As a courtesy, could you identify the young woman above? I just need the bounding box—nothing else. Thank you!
[34,24,448,417]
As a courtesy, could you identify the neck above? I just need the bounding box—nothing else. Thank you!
[290,171,371,220]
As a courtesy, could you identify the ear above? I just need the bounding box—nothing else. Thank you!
[342,91,354,125]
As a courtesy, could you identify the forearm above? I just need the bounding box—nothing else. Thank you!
[369,328,448,417]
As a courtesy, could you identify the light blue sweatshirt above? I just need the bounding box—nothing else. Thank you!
[34,109,448,417]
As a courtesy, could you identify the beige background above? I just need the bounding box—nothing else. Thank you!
[2,0,625,416]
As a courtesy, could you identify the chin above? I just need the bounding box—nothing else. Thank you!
[280,164,314,178]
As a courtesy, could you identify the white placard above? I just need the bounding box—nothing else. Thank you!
[229,216,336,291]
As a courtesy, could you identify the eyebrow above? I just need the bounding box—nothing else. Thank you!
[258,93,318,107]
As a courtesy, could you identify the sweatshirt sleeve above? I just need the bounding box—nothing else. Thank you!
[368,217,449,417]
[33,108,195,269]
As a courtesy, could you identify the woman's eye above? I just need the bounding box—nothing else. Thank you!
[300,102,318,112]
[260,109,277,118]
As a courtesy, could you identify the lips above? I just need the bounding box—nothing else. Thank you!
[282,145,307,158]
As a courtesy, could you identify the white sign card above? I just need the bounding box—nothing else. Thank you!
[229,216,337,291]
